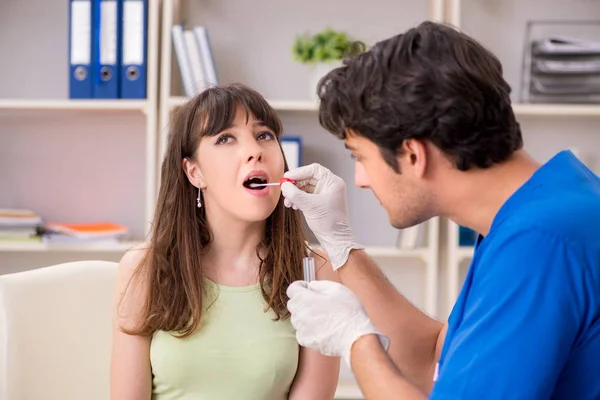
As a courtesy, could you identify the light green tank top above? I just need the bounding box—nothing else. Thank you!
[150,277,299,400]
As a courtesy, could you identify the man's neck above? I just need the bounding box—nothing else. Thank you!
[440,150,541,236]
[201,203,266,284]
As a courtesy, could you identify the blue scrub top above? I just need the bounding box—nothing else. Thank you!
[431,150,600,400]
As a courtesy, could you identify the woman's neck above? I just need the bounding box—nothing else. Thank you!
[202,208,267,286]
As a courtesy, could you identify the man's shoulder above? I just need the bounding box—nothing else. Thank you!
[495,184,600,251]
[517,154,600,239]
[476,199,600,292]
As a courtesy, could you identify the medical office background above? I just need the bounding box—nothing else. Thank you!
[1,0,599,398]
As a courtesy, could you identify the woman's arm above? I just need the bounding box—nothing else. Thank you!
[110,246,153,400]
[289,250,341,400]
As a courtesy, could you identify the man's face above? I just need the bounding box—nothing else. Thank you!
[344,131,432,229]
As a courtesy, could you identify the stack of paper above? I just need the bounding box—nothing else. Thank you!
[0,209,43,242]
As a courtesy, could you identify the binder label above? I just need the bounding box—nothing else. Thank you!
[123,1,145,65]
[70,0,91,65]
[100,0,118,65]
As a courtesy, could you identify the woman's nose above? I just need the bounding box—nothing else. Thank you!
[245,144,263,163]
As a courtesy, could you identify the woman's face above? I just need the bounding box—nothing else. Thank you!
[188,106,285,223]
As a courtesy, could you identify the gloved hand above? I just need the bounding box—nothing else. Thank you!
[281,163,363,269]
[287,280,390,367]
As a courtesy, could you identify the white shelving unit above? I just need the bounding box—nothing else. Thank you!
[443,0,600,317]
[0,0,161,270]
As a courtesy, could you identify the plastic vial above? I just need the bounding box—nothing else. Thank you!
[303,257,316,282]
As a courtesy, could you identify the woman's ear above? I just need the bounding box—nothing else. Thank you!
[182,158,207,189]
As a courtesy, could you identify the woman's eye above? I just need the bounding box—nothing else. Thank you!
[257,131,275,141]
[216,134,233,145]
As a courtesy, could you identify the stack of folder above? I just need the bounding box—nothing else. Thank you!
[172,25,219,97]
[0,209,43,243]
[41,222,129,244]
[525,35,600,103]
[69,0,148,99]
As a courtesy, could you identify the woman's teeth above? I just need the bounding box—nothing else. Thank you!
[244,177,267,189]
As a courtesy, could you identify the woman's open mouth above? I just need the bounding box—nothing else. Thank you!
[243,176,268,190]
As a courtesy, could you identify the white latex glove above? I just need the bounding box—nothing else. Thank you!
[287,280,390,367]
[281,163,363,269]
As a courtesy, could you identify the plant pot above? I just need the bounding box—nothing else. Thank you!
[309,60,343,101]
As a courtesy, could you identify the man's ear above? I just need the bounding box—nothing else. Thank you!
[182,158,207,189]
[402,139,428,178]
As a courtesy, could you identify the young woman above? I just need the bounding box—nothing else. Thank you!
[110,84,341,399]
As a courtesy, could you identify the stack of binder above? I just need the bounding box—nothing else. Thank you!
[172,25,218,97]
[524,35,600,103]
[69,0,148,99]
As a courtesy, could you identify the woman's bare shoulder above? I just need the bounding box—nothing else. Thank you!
[115,243,152,331]
[120,243,151,273]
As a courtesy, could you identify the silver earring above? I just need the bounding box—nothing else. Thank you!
[196,187,202,208]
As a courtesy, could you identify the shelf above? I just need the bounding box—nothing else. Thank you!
[335,381,363,399]
[169,97,600,117]
[0,241,143,253]
[5,99,598,117]
[169,96,318,112]
[365,246,430,260]
[456,246,475,262]
[0,240,426,258]
[308,244,430,261]
[512,103,600,117]
[0,99,148,112]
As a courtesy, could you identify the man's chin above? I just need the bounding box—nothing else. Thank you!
[389,215,426,230]
[391,220,412,230]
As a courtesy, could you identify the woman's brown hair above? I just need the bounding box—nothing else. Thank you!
[122,84,308,337]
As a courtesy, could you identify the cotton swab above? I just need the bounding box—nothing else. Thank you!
[249,182,281,187]
[248,177,297,188]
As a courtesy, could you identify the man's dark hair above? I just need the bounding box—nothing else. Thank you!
[317,21,523,172]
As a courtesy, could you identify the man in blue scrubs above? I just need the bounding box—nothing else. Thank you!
[281,21,600,399]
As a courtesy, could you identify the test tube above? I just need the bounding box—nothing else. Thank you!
[303,257,316,282]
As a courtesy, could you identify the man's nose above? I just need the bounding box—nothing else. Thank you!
[354,162,371,188]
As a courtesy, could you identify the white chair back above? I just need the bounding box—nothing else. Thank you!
[0,260,118,400]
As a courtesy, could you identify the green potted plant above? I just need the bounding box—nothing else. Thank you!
[292,28,364,99]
